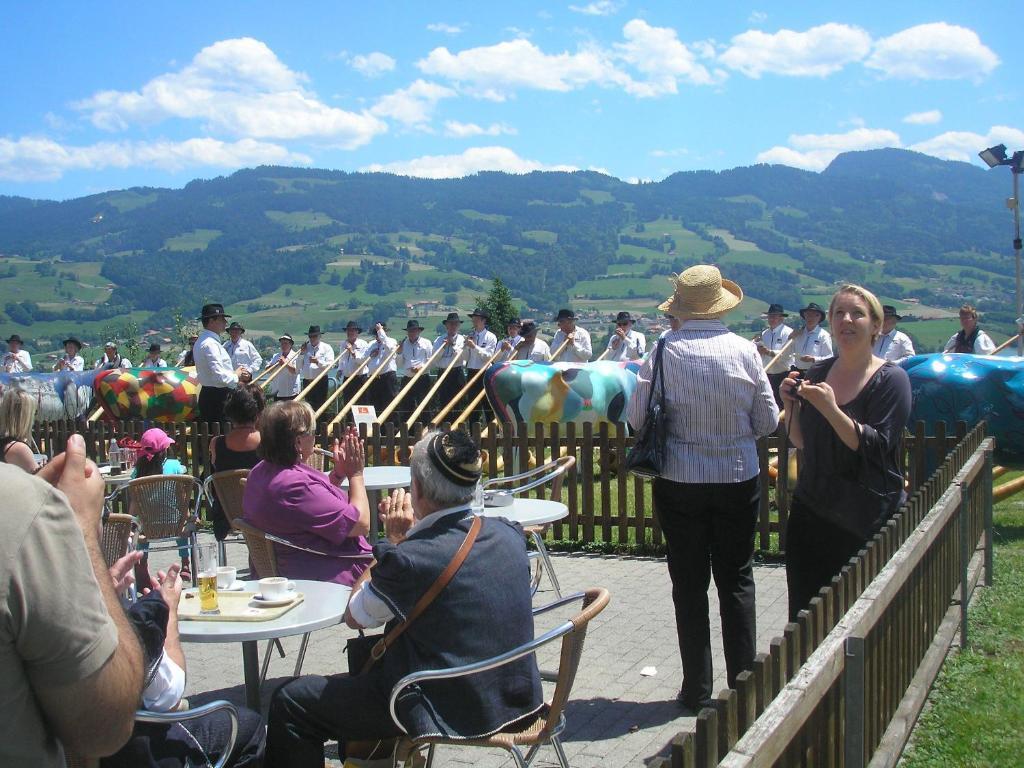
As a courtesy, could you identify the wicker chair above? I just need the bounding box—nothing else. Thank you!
[483,455,576,598]
[202,469,250,565]
[64,699,239,768]
[391,587,610,768]
[100,513,141,569]
[232,518,373,682]
[112,475,205,564]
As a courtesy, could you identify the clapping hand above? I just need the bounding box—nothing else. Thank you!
[142,563,184,608]
[109,550,144,594]
[332,426,365,479]
[378,487,415,544]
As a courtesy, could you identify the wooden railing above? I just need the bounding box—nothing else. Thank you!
[649,422,993,768]
[31,419,969,553]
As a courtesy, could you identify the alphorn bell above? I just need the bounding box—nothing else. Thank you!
[327,346,400,427]
[432,346,505,425]
[313,354,373,420]
[374,343,448,425]
[406,340,464,429]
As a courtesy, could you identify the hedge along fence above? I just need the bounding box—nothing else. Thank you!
[32,418,969,553]
[649,422,992,768]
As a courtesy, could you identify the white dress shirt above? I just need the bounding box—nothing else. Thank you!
[267,351,301,397]
[514,339,551,362]
[551,327,592,362]
[94,354,132,370]
[432,334,467,370]
[496,334,524,363]
[55,354,84,372]
[2,350,33,372]
[758,323,794,374]
[193,329,238,388]
[874,329,916,363]
[224,338,263,374]
[944,330,996,355]
[465,328,498,369]
[299,341,335,380]
[365,331,399,375]
[626,320,779,484]
[605,329,647,362]
[141,357,168,369]
[176,349,191,367]
[399,336,434,376]
[337,338,369,377]
[791,326,833,371]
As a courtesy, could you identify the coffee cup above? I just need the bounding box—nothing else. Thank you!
[259,577,295,600]
[216,566,237,590]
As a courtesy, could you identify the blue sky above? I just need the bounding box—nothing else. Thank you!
[1,1,1021,200]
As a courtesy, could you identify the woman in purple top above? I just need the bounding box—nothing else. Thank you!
[242,400,371,586]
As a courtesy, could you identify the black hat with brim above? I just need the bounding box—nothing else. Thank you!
[520,321,538,336]
[6,334,23,344]
[344,321,362,332]
[764,303,789,317]
[227,322,245,333]
[307,325,322,336]
[444,312,462,324]
[148,343,161,353]
[555,308,575,321]
[62,337,82,351]
[799,302,826,319]
[198,303,230,321]
[506,318,522,328]
[405,320,424,331]
[469,308,489,319]
[615,311,632,324]
[882,305,902,320]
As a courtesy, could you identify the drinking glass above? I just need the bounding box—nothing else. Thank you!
[195,543,220,615]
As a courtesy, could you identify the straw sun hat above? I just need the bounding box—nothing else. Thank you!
[658,265,743,320]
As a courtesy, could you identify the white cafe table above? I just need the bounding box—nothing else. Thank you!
[178,579,351,710]
[478,498,568,527]
[339,465,412,540]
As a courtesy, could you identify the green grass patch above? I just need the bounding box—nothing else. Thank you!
[264,210,337,230]
[458,209,508,223]
[162,228,222,251]
[708,228,759,251]
[522,229,558,244]
[580,189,615,204]
[102,190,159,212]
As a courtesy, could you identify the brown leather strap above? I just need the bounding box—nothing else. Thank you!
[362,514,482,673]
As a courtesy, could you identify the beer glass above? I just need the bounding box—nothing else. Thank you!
[195,543,220,615]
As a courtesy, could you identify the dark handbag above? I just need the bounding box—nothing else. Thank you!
[345,515,482,676]
[624,337,668,478]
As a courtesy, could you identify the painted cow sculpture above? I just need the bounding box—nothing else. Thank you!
[484,360,642,425]
[901,353,1024,462]
[94,367,200,422]
[0,369,100,421]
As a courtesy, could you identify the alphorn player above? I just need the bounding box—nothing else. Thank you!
[53,337,84,372]
[364,322,399,423]
[2,334,32,372]
[875,306,916,363]
[177,332,199,367]
[755,303,794,409]
[94,340,132,371]
[431,312,468,417]
[398,319,434,423]
[336,320,369,411]
[299,325,335,413]
[140,343,167,369]
[267,333,301,401]
[514,321,551,361]
[551,308,591,362]
[194,302,246,423]
[605,311,646,362]
[464,308,497,425]
[496,318,524,362]
[224,321,263,378]
[944,304,996,355]
[792,302,832,373]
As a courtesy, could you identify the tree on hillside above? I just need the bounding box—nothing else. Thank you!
[477,278,518,332]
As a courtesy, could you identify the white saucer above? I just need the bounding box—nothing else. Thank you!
[219,581,245,592]
[252,592,297,606]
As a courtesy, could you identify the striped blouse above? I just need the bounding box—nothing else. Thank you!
[626,320,780,484]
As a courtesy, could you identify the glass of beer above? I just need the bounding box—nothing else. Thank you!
[195,543,220,615]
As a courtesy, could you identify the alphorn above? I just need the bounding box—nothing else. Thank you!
[447,338,529,429]
[374,343,448,426]
[294,353,336,403]
[432,346,505,425]
[406,342,465,429]
[989,333,1021,356]
[548,335,574,362]
[594,347,612,362]
[254,351,299,387]
[327,346,400,427]
[313,354,373,420]
[764,337,795,371]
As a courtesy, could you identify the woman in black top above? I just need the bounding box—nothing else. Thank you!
[780,285,912,621]
[0,389,39,473]
[208,384,265,540]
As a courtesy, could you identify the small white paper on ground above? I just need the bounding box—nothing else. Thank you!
[640,666,657,677]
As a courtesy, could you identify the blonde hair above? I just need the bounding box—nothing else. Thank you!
[0,390,37,442]
[829,284,884,343]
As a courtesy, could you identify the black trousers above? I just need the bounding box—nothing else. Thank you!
[197,386,229,426]
[785,497,866,621]
[767,372,787,410]
[267,673,401,767]
[302,377,329,415]
[367,370,399,424]
[400,374,434,426]
[463,368,493,426]
[434,366,467,424]
[653,476,759,708]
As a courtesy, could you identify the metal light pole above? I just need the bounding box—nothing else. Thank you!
[979,144,1024,356]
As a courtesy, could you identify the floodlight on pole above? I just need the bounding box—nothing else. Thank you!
[979,143,1024,355]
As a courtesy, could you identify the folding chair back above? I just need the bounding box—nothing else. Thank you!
[100,513,140,569]
[207,469,250,527]
[124,475,201,541]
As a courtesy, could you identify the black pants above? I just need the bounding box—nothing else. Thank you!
[197,386,229,426]
[267,673,401,767]
[434,366,466,424]
[367,370,399,424]
[653,476,759,708]
[463,368,493,426]
[785,497,866,621]
[400,374,434,426]
[767,372,787,410]
[302,377,329,415]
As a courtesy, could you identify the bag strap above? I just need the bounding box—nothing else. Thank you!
[362,514,483,673]
[647,338,667,415]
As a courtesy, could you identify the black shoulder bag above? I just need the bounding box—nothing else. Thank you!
[624,337,668,478]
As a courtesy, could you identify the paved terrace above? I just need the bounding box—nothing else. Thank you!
[152,533,790,767]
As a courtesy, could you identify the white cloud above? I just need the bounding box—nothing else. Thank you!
[614,19,720,94]
[426,22,464,35]
[350,52,396,78]
[360,146,577,178]
[756,127,901,171]
[650,148,689,158]
[719,23,871,78]
[74,37,386,147]
[0,135,310,182]
[748,11,767,25]
[909,126,1024,164]
[569,1,622,15]
[866,23,999,80]
[370,79,456,127]
[903,110,942,125]
[443,120,517,138]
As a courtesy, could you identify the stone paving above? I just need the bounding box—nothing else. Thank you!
[153,534,790,766]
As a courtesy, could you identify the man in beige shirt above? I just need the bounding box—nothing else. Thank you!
[0,434,144,765]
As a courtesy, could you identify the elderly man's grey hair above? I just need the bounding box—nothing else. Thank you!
[411,430,477,508]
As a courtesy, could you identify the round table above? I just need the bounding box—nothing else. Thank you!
[479,498,568,527]
[178,579,351,709]
[340,466,411,541]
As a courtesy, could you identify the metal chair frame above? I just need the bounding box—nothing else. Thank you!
[110,475,206,566]
[202,470,251,565]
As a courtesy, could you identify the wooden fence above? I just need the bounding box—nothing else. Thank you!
[32,418,969,553]
[649,422,993,768]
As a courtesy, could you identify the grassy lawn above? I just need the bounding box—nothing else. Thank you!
[900,476,1024,767]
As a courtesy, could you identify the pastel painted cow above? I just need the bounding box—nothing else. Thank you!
[94,367,201,422]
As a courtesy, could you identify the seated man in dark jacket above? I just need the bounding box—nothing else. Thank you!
[266,429,543,766]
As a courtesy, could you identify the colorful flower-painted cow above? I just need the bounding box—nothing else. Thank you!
[94,367,200,422]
